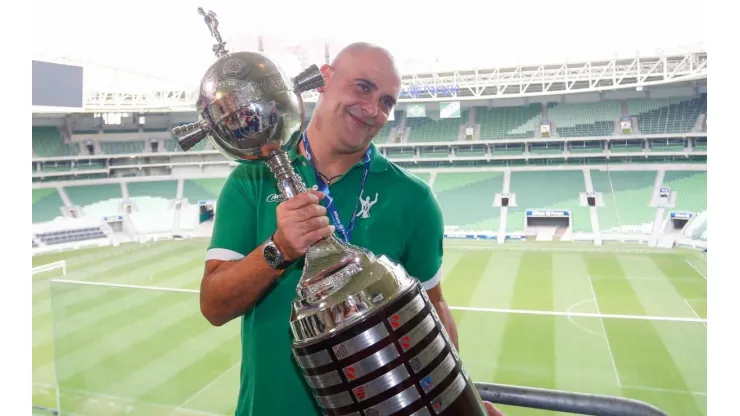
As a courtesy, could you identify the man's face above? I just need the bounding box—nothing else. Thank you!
[316,48,401,154]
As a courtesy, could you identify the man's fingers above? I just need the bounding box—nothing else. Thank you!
[304,225,335,246]
[281,192,320,210]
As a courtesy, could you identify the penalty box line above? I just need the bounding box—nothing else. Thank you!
[449,306,707,324]
[50,279,707,324]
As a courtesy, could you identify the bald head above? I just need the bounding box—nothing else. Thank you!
[330,42,400,78]
[309,42,401,154]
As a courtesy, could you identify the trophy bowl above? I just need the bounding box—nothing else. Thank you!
[172,8,487,415]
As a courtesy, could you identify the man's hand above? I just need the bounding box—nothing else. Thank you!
[273,190,335,261]
[484,401,505,416]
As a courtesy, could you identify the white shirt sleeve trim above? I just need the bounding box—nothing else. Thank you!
[206,248,246,262]
[417,266,442,291]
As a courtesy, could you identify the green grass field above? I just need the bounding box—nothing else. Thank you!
[32,239,707,416]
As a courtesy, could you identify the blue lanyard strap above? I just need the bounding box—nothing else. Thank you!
[301,132,371,243]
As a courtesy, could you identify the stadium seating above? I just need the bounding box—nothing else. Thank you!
[100,141,146,154]
[164,139,208,152]
[36,227,107,245]
[66,183,122,207]
[661,170,707,212]
[33,188,65,223]
[610,141,644,152]
[433,172,503,231]
[591,170,657,233]
[385,148,415,160]
[507,171,591,232]
[32,127,80,157]
[375,114,401,142]
[182,178,227,203]
[406,110,469,143]
[628,94,707,134]
[455,146,487,157]
[420,147,451,158]
[408,172,431,185]
[548,101,621,137]
[476,104,541,140]
[127,180,177,199]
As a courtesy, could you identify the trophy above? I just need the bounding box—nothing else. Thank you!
[172,8,487,416]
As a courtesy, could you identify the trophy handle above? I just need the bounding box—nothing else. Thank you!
[265,150,308,199]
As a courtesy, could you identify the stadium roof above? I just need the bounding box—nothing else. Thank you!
[34,0,705,93]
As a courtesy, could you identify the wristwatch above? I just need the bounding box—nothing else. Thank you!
[263,233,295,270]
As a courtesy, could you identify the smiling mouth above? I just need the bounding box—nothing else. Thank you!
[348,112,371,128]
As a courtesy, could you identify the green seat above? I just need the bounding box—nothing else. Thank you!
[507,171,591,232]
[433,172,504,231]
[591,170,657,233]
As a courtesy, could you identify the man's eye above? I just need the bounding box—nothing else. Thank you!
[357,84,370,93]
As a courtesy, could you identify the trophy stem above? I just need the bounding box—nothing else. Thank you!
[265,150,307,199]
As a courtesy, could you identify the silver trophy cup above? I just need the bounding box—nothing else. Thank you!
[172,8,486,416]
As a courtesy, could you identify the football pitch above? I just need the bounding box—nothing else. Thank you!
[32,239,707,416]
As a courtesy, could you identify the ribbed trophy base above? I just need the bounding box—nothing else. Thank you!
[292,283,486,416]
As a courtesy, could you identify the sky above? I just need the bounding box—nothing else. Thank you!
[32,0,705,92]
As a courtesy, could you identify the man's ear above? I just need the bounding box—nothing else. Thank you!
[317,64,333,93]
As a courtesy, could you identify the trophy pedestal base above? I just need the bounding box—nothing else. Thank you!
[292,283,486,416]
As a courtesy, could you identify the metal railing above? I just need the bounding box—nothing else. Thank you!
[476,382,668,416]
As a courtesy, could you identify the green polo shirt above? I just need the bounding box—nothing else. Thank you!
[206,141,444,416]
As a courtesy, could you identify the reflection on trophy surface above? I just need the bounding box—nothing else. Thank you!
[172,8,486,415]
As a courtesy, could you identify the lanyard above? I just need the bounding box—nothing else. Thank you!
[301,132,371,243]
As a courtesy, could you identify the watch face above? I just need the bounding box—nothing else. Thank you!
[264,244,281,266]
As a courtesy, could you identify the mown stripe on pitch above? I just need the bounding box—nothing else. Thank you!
[618,254,697,319]
[32,257,203,350]
[510,252,554,311]
[465,251,523,309]
[586,254,702,414]
[494,253,556,392]
[139,329,240,408]
[33,271,200,374]
[441,251,492,307]
[100,316,238,400]
[649,254,707,304]
[54,294,198,385]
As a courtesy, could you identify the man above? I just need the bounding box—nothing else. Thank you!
[201,42,503,416]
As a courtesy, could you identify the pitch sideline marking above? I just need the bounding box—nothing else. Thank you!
[684,299,707,328]
[621,385,707,396]
[50,279,707,324]
[50,279,199,294]
[685,259,707,280]
[587,275,622,387]
[32,383,223,416]
[175,361,241,412]
[449,306,706,323]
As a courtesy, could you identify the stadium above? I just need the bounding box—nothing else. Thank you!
[31,6,708,416]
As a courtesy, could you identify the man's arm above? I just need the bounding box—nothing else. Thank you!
[200,246,284,326]
[201,173,332,326]
[425,284,459,350]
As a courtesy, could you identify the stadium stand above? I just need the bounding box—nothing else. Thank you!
[507,171,591,232]
[661,170,707,212]
[32,127,79,157]
[548,101,621,137]
[375,113,401,142]
[433,172,503,231]
[164,138,208,152]
[406,110,469,143]
[65,183,122,207]
[100,141,146,154]
[128,180,177,199]
[591,170,657,233]
[476,104,541,140]
[628,94,707,134]
[32,188,65,223]
[182,178,227,203]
